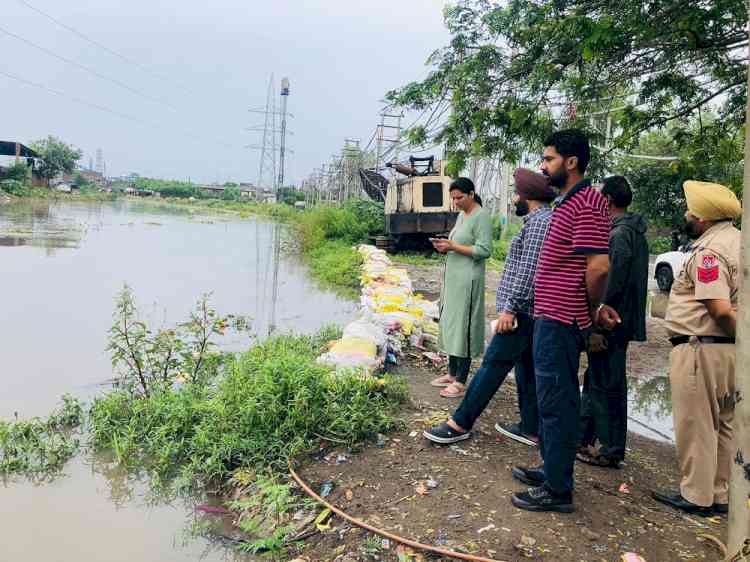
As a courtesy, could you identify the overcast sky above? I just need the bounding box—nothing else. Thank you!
[1,0,449,184]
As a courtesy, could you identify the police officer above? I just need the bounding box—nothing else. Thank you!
[652,180,741,516]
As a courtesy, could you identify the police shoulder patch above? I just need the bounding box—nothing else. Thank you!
[697,253,719,284]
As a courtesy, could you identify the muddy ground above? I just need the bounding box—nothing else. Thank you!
[285,262,727,562]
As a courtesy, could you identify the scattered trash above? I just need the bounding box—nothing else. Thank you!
[449,445,469,456]
[618,482,631,494]
[335,453,348,465]
[435,529,448,546]
[408,430,418,438]
[320,480,334,498]
[382,538,391,549]
[426,478,439,489]
[415,482,429,495]
[477,523,496,534]
[447,513,463,519]
[593,544,609,553]
[520,535,536,546]
[314,508,333,531]
[345,489,354,501]
[376,434,388,448]
[621,554,647,562]
[395,545,422,561]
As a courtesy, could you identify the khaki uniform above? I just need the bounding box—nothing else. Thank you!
[665,221,740,507]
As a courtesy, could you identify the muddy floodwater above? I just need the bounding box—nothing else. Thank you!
[0,199,357,561]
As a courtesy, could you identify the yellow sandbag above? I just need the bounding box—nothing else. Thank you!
[329,337,377,358]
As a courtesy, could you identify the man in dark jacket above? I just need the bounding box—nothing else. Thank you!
[578,176,649,467]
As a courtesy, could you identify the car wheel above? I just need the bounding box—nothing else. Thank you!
[656,265,673,292]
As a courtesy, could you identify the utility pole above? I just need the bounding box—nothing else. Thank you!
[728,55,750,555]
[277,77,290,193]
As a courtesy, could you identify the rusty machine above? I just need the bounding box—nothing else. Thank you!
[359,156,458,252]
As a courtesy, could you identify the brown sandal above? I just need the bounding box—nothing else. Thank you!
[440,382,466,398]
[430,373,455,387]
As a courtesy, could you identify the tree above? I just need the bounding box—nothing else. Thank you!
[615,116,744,229]
[30,136,82,181]
[386,0,747,174]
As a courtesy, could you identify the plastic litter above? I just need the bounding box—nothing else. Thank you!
[320,480,334,498]
[621,554,646,562]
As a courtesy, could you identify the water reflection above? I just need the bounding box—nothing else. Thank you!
[0,199,355,562]
[628,375,674,442]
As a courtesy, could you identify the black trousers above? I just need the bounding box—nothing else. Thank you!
[534,317,586,497]
[448,355,472,384]
[452,313,537,433]
[580,335,629,461]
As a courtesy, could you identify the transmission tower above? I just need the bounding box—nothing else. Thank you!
[246,74,277,199]
[277,77,290,190]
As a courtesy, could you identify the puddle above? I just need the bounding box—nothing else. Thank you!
[0,199,357,560]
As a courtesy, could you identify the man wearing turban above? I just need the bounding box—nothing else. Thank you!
[653,180,741,516]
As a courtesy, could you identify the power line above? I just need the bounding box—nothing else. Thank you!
[15,0,192,94]
[0,23,178,111]
[0,67,236,150]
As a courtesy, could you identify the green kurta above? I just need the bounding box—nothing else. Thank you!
[438,207,493,358]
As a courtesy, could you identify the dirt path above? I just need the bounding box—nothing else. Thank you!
[290,262,726,561]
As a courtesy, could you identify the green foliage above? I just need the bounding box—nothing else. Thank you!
[276,186,305,205]
[1,161,31,183]
[107,286,235,397]
[648,236,672,255]
[89,326,406,486]
[134,178,203,199]
[29,136,82,180]
[305,241,363,290]
[386,0,746,173]
[0,179,31,197]
[491,221,521,262]
[222,186,242,201]
[0,395,83,478]
[616,116,744,229]
[296,199,385,252]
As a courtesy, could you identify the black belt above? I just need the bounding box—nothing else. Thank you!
[670,335,735,347]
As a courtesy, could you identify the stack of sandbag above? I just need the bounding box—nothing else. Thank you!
[317,245,441,373]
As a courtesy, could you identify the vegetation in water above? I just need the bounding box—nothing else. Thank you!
[0,394,83,479]
[90,296,407,489]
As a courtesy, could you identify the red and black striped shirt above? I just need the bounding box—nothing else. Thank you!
[534,180,610,328]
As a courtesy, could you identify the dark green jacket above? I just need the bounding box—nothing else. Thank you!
[603,212,649,342]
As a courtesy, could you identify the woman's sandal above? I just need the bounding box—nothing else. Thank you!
[430,373,455,387]
[576,451,621,469]
[440,382,466,398]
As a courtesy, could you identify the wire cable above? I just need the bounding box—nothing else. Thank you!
[15,0,194,94]
[0,23,178,111]
[0,67,236,150]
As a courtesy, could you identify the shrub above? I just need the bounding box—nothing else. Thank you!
[0,179,31,197]
[90,326,406,484]
[648,236,672,255]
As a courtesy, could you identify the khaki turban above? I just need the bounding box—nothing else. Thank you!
[683,180,742,221]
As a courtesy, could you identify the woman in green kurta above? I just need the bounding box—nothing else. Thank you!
[430,177,493,398]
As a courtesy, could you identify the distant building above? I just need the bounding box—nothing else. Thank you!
[0,140,48,187]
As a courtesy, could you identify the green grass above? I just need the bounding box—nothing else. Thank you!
[89,327,407,487]
[0,395,83,479]
[390,252,445,267]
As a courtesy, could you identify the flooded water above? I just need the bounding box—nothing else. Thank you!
[628,374,674,443]
[0,199,356,561]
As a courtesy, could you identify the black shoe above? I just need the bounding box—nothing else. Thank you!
[713,503,729,514]
[651,490,713,517]
[511,465,545,487]
[423,421,470,444]
[511,485,574,513]
[495,421,539,447]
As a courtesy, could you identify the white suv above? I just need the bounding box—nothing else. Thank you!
[654,245,691,292]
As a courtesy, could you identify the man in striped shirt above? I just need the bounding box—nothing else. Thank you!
[511,129,620,513]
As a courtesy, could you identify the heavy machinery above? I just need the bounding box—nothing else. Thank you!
[359,156,458,252]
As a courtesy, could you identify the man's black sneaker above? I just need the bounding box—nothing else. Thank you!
[423,421,470,444]
[511,485,574,513]
[713,503,729,514]
[495,422,539,447]
[651,490,714,517]
[511,465,545,487]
